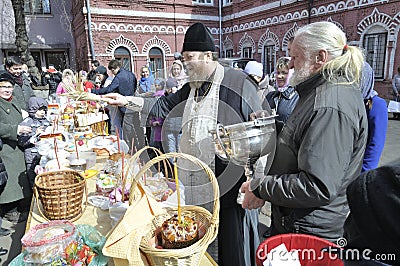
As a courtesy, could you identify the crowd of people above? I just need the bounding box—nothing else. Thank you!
[0,20,399,265]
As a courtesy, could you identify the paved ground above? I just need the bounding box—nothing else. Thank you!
[1,116,399,265]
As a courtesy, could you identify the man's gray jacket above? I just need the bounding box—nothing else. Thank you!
[251,73,368,242]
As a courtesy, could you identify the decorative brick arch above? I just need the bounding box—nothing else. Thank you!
[105,34,139,55]
[394,11,400,35]
[357,8,394,36]
[142,35,171,54]
[258,29,279,53]
[327,17,344,31]
[282,23,299,51]
[223,36,234,53]
[238,33,256,56]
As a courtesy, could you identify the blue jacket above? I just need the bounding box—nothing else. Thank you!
[92,68,137,113]
[93,68,137,96]
[362,96,388,172]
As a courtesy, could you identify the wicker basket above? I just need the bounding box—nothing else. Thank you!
[122,146,172,202]
[34,170,87,222]
[130,152,220,266]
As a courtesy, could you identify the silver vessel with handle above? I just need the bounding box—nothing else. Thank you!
[210,115,276,204]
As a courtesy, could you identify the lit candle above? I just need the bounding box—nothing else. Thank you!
[173,158,181,223]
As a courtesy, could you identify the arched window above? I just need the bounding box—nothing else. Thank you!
[263,40,276,75]
[149,47,164,79]
[114,47,132,72]
[242,45,253,59]
[363,25,387,79]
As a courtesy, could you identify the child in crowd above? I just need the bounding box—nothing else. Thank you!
[77,70,94,92]
[18,97,50,188]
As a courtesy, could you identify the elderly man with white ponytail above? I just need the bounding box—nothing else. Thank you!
[241,21,368,242]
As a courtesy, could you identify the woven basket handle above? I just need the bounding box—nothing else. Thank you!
[129,152,220,226]
[33,181,88,222]
[122,146,172,197]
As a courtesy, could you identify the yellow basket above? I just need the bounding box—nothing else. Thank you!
[130,152,220,266]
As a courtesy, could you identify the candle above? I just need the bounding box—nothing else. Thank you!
[173,158,181,223]
[101,110,105,137]
[121,152,125,183]
[143,162,147,186]
[130,137,135,156]
[54,138,60,169]
[52,120,56,134]
[75,139,80,161]
[116,127,120,153]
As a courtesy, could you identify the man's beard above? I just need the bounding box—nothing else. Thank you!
[188,65,207,87]
[289,60,313,87]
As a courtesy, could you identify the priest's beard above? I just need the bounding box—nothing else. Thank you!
[289,59,314,87]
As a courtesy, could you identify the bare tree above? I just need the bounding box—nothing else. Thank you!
[10,0,38,75]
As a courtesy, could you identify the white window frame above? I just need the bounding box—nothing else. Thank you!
[242,47,252,59]
[363,32,387,79]
[263,43,276,75]
[223,0,233,6]
[24,0,51,15]
[192,0,213,6]
[225,49,233,58]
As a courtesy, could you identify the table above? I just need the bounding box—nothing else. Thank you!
[26,156,218,266]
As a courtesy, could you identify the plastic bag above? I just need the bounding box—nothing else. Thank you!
[21,220,78,265]
[10,223,109,266]
[75,224,108,266]
[109,201,129,227]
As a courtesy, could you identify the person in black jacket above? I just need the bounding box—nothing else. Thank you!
[18,97,50,188]
[342,165,400,266]
[92,59,138,138]
[103,22,270,266]
[43,65,62,96]
[4,56,35,110]
[241,21,368,243]
[87,60,100,83]
[0,138,10,237]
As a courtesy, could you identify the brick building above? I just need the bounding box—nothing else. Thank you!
[0,0,75,71]
[1,0,399,98]
[72,0,399,98]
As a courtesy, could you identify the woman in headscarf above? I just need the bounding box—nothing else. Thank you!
[359,62,388,172]
[137,65,154,96]
[56,69,75,95]
[168,60,187,90]
[266,57,299,133]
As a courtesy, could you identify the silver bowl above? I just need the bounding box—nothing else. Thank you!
[210,116,276,166]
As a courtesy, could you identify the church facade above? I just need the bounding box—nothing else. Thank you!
[72,0,400,97]
[1,0,399,97]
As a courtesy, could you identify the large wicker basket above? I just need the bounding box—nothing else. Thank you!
[34,170,87,222]
[129,152,220,266]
